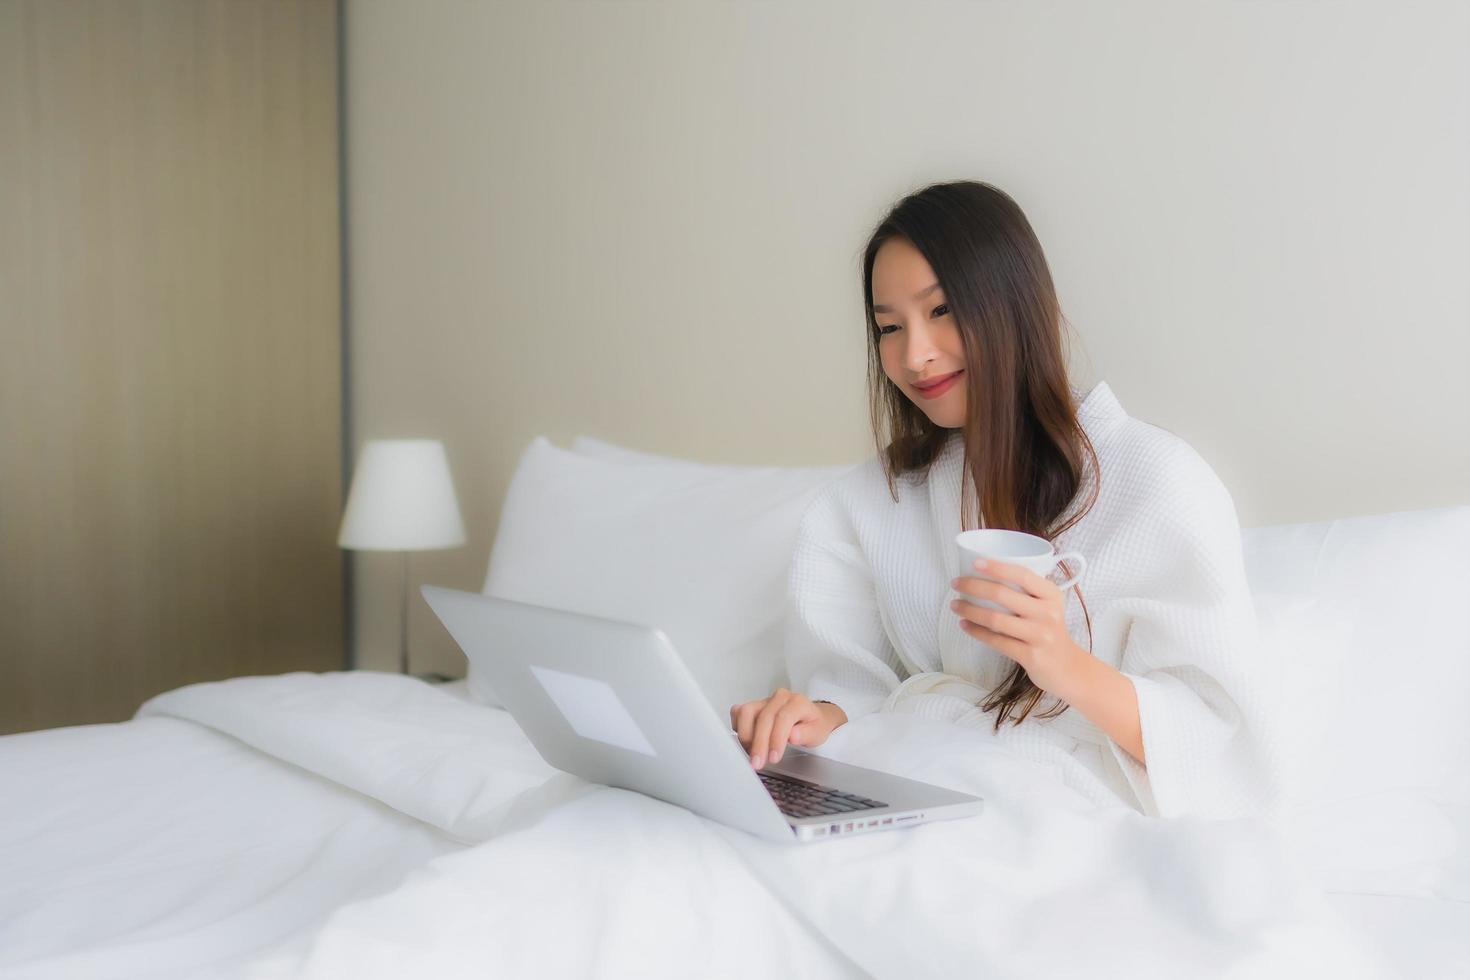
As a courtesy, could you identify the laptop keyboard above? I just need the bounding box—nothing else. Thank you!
[757,769,888,818]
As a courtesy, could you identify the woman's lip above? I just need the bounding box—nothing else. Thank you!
[914,371,963,398]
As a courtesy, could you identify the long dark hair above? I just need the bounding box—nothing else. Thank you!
[861,180,1101,731]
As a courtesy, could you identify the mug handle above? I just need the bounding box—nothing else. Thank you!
[1052,551,1087,591]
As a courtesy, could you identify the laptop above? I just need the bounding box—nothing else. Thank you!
[421,585,985,844]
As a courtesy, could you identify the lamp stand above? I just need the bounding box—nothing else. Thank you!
[398,551,411,675]
[395,551,450,684]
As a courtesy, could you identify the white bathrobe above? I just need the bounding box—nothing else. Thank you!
[782,380,1286,821]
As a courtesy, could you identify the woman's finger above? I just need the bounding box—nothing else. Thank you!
[973,558,1057,601]
[733,699,765,748]
[750,690,788,767]
[952,576,1043,617]
[786,721,810,750]
[961,619,1027,664]
[767,701,809,764]
[952,600,1038,642]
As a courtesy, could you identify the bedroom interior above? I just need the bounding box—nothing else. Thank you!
[1,0,1465,977]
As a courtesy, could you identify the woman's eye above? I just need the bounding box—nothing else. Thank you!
[877,305,948,336]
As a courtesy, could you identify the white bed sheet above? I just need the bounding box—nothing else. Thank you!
[3,674,1464,980]
[436,678,1469,980]
[1322,892,1470,980]
[0,712,461,980]
[138,673,1389,978]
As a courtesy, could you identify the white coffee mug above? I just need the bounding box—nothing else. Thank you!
[953,529,1087,612]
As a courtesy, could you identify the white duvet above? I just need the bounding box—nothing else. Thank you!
[121,671,1393,979]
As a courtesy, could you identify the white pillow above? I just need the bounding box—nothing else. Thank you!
[1249,590,1355,798]
[1242,505,1470,900]
[472,436,858,719]
[571,435,698,465]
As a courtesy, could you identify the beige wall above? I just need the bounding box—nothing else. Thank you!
[1,0,344,731]
[343,0,1470,676]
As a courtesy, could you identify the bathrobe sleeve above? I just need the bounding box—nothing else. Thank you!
[1105,448,1288,822]
[782,485,906,724]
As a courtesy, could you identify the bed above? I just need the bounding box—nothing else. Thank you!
[1,434,1465,980]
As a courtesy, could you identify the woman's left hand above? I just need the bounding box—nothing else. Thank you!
[949,558,1088,698]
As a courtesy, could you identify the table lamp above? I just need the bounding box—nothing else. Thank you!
[338,438,467,675]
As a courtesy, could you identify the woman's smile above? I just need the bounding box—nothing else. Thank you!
[913,370,963,399]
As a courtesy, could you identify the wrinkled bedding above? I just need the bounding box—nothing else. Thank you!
[0,709,460,980]
[119,671,1391,979]
[12,672,1461,977]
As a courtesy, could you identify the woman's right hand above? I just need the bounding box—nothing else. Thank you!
[729,688,847,770]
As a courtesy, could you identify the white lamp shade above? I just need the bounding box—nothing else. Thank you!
[338,439,467,551]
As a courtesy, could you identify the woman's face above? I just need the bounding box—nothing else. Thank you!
[872,237,967,428]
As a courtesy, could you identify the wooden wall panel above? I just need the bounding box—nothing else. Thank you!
[0,0,344,733]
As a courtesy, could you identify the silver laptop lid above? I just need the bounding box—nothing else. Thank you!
[422,585,800,841]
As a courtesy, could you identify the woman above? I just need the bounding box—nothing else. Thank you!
[730,180,1283,820]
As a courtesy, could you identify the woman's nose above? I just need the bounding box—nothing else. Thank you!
[907,346,940,372]
[901,325,938,366]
